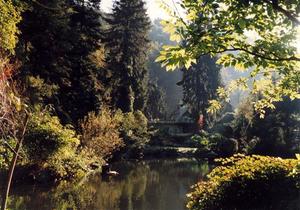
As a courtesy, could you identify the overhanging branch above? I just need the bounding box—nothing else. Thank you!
[197,46,300,62]
[261,0,300,25]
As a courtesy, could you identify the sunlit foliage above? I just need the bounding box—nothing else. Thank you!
[79,107,124,160]
[158,0,300,117]
[187,154,300,210]
[0,0,22,54]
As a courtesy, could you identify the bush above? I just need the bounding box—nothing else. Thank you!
[119,111,150,158]
[79,107,124,160]
[192,131,225,154]
[232,97,300,156]
[23,107,83,179]
[192,131,214,151]
[24,108,79,162]
[120,111,149,145]
[187,154,300,210]
[80,108,150,160]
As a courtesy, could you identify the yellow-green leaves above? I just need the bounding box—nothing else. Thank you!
[0,0,23,54]
[155,45,196,71]
[207,100,222,114]
[187,154,300,210]
[157,0,300,117]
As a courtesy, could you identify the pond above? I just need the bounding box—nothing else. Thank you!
[5,159,211,210]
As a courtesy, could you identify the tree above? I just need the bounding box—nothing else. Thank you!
[177,55,221,122]
[105,0,151,112]
[157,0,300,117]
[17,0,107,124]
[148,19,182,116]
[145,81,167,120]
[0,2,28,210]
[234,96,300,156]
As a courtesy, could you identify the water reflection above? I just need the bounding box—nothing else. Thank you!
[3,159,210,210]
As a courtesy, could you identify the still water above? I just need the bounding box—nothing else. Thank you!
[6,159,210,210]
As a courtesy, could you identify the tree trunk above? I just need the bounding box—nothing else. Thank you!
[1,114,29,210]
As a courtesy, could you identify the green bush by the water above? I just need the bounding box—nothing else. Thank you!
[119,111,150,157]
[23,108,86,179]
[80,108,150,160]
[187,154,300,210]
[24,108,79,163]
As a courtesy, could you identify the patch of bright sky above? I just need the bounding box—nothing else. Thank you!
[101,1,300,53]
[100,0,183,21]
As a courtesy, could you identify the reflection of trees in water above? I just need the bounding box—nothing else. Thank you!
[3,159,210,210]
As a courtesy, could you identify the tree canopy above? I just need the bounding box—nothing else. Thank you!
[157,0,300,117]
[0,0,22,54]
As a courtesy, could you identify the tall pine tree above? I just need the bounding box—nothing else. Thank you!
[16,0,108,124]
[105,0,151,113]
[177,55,222,122]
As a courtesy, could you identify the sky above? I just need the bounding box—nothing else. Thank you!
[101,0,182,20]
[100,0,300,52]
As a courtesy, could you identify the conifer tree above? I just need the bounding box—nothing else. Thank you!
[177,55,222,122]
[17,0,107,124]
[145,81,167,120]
[105,0,151,112]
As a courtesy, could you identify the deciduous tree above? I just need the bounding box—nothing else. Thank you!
[157,0,300,117]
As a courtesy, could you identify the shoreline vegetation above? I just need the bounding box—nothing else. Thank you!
[187,154,300,210]
[1,0,300,209]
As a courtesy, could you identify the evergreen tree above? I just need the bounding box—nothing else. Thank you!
[148,19,182,117]
[16,0,108,124]
[105,0,151,112]
[177,55,221,122]
[145,81,167,120]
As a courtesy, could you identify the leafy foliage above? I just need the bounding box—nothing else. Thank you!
[23,107,83,178]
[24,108,79,163]
[119,111,150,156]
[17,0,107,124]
[233,97,300,155]
[79,107,124,160]
[0,0,22,54]
[187,154,300,210]
[158,0,300,117]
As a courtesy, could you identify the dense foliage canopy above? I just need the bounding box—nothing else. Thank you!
[158,0,300,117]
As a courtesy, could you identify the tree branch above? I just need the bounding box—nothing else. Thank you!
[197,46,300,62]
[261,0,300,25]
[1,114,29,210]
[231,46,300,62]
[1,141,22,157]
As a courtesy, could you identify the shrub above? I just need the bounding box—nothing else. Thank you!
[24,108,79,163]
[191,131,224,152]
[23,107,82,179]
[0,138,17,169]
[80,108,150,160]
[119,111,150,157]
[79,107,124,160]
[187,154,300,210]
[120,111,149,145]
[232,97,300,156]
